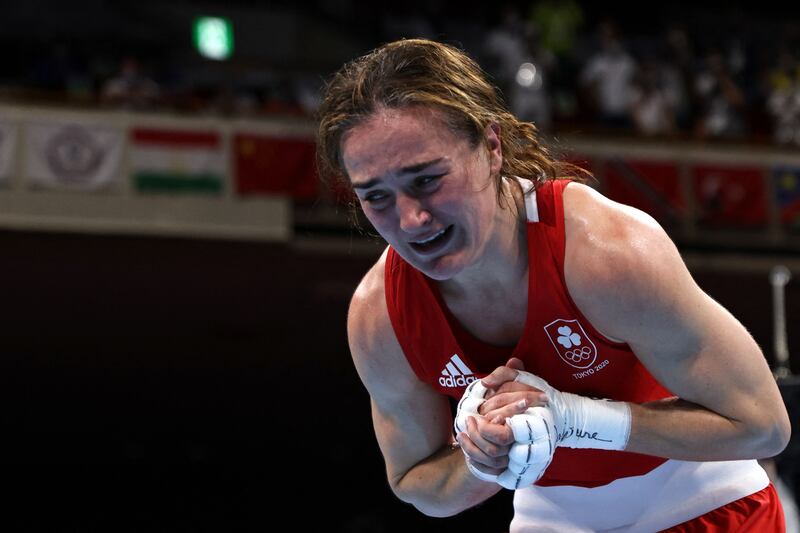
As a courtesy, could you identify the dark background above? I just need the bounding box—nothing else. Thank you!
[0,229,796,531]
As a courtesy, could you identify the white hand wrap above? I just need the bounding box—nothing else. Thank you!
[496,406,557,490]
[454,370,631,490]
[453,379,488,435]
[454,379,500,483]
[514,371,631,451]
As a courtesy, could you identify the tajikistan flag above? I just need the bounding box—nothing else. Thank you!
[130,128,224,194]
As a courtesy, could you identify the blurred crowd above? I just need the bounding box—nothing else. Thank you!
[479,2,800,146]
[3,2,800,147]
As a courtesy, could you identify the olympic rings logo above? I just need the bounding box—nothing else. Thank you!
[545,319,599,369]
[564,345,593,363]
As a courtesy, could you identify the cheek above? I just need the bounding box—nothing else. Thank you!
[361,206,396,235]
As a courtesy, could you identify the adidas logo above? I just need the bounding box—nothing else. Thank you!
[439,354,477,388]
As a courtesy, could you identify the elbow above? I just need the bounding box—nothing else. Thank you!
[749,412,792,459]
[390,485,463,518]
[767,414,792,457]
[413,502,463,519]
[389,476,466,518]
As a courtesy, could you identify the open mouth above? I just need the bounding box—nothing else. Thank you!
[409,225,454,255]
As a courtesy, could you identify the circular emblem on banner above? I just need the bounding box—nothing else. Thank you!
[45,125,104,183]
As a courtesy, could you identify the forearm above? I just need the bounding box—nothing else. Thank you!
[495,368,787,461]
[392,444,502,518]
[626,397,786,461]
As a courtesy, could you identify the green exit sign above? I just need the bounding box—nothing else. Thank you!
[193,17,234,60]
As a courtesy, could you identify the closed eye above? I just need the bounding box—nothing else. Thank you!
[415,174,445,189]
[361,174,445,208]
[365,192,388,203]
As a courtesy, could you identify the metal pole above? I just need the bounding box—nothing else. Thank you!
[770,265,793,380]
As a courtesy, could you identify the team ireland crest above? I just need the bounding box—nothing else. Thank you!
[544,319,598,369]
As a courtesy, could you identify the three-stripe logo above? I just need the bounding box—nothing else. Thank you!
[439,354,477,388]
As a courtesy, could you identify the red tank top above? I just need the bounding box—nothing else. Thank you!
[384,178,672,488]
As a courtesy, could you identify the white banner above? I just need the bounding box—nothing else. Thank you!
[0,122,17,184]
[25,121,123,191]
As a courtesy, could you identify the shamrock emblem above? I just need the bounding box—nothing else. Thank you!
[556,325,582,349]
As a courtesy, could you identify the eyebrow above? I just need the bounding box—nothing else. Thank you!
[351,158,444,190]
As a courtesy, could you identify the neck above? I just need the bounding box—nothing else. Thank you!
[438,178,528,300]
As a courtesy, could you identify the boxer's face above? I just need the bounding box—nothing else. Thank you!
[342,105,503,280]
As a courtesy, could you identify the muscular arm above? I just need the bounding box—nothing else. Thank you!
[563,183,790,460]
[347,250,502,517]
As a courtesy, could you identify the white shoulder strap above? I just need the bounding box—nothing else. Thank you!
[514,177,539,223]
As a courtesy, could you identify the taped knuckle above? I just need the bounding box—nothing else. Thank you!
[453,413,470,434]
[506,458,528,476]
[466,379,489,399]
[497,463,543,490]
[507,413,546,443]
[509,442,533,465]
[460,396,484,415]
[509,440,550,466]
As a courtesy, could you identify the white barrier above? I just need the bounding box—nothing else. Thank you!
[0,103,313,242]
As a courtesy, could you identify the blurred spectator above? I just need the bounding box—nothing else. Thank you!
[529,0,583,61]
[579,19,637,130]
[6,1,800,149]
[100,56,161,110]
[294,75,323,116]
[662,25,695,130]
[766,49,800,146]
[483,4,529,99]
[207,85,260,117]
[629,57,678,137]
[529,0,583,120]
[508,25,556,132]
[693,49,748,139]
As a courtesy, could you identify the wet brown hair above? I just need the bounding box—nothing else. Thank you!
[316,38,587,215]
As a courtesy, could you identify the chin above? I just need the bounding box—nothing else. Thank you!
[411,253,467,281]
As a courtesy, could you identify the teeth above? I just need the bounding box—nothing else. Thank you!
[414,228,446,244]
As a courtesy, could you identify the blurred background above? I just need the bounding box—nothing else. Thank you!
[1,0,799,531]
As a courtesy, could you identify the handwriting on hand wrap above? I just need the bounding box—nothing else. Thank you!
[558,427,613,443]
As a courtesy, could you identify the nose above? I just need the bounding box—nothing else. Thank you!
[396,193,432,234]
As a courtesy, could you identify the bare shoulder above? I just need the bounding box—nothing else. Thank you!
[561,182,675,293]
[348,247,423,402]
[561,182,698,344]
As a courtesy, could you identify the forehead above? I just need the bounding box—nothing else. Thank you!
[341,106,468,180]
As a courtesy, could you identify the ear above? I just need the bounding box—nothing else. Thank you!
[484,123,503,176]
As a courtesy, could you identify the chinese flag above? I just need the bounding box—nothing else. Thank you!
[234,133,318,200]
